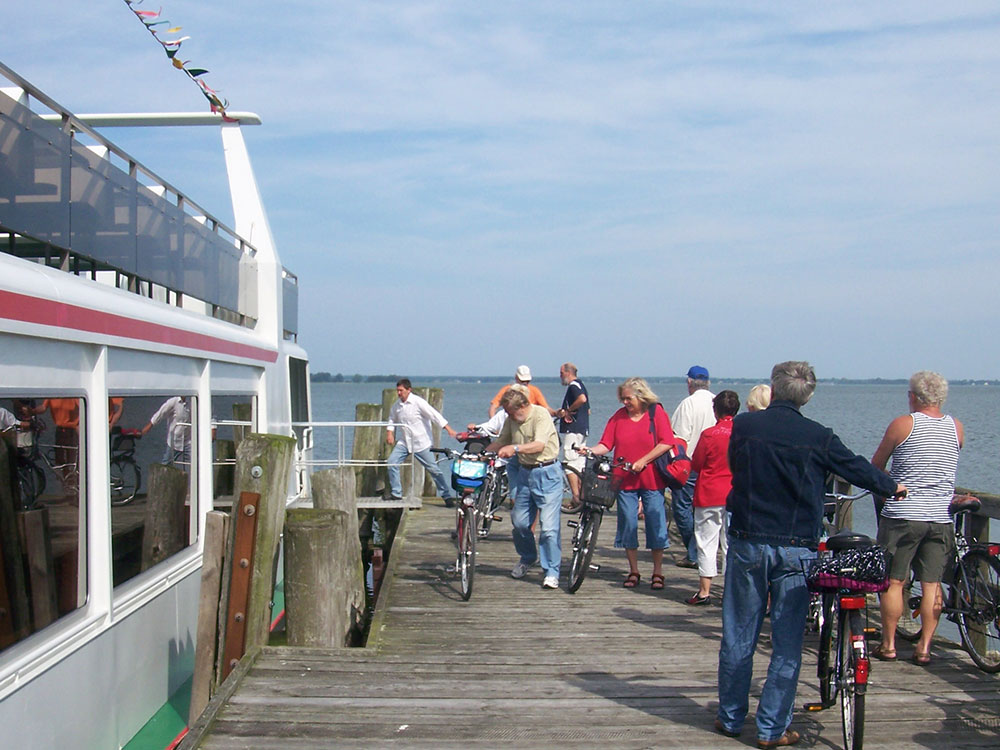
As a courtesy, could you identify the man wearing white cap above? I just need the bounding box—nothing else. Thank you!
[488,365,552,417]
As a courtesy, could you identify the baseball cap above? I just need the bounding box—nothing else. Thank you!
[515,365,532,381]
[687,365,710,380]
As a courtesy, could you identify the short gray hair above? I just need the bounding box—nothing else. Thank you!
[688,377,710,392]
[909,371,948,407]
[770,361,816,407]
[500,388,529,410]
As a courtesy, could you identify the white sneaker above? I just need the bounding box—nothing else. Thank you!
[542,575,559,589]
[511,560,533,579]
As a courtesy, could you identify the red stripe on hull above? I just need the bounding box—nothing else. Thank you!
[0,290,277,363]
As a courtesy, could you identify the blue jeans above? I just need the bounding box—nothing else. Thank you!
[717,538,815,742]
[671,472,698,562]
[615,489,669,549]
[509,462,562,578]
[387,443,455,500]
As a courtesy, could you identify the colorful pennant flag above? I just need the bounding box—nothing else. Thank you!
[122,0,231,115]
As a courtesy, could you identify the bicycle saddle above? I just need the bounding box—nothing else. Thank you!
[826,531,874,552]
[949,494,981,516]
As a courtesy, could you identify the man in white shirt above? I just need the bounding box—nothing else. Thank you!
[386,379,459,505]
[671,366,716,568]
[142,396,191,466]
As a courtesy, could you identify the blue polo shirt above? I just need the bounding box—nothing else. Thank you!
[560,379,589,436]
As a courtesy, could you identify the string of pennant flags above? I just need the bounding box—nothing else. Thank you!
[122,0,230,115]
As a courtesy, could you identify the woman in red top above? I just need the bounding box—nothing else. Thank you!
[686,390,740,605]
[584,377,675,590]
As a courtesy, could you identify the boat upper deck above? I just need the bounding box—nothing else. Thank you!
[184,502,1000,749]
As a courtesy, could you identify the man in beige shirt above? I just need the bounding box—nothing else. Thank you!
[488,388,562,589]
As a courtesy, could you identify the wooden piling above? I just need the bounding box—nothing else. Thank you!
[0,439,30,646]
[351,403,383,497]
[141,463,188,571]
[21,508,57,630]
[215,433,296,687]
[284,508,365,647]
[188,511,230,724]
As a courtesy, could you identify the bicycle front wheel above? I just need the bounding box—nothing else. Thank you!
[567,509,602,593]
[457,505,476,601]
[895,569,923,643]
[110,459,141,505]
[839,610,866,750]
[817,592,837,707]
[954,549,1000,672]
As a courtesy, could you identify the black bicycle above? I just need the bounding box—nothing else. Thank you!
[110,427,142,505]
[805,528,883,750]
[894,494,1000,672]
[565,449,631,594]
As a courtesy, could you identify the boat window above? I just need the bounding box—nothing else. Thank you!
[109,395,198,587]
[210,395,255,505]
[288,357,309,441]
[0,397,86,652]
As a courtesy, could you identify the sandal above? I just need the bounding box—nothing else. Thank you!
[650,573,665,590]
[623,572,641,588]
[872,644,897,661]
[912,650,931,666]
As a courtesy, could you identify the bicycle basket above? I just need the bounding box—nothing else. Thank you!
[451,457,487,491]
[581,458,620,508]
[806,544,891,593]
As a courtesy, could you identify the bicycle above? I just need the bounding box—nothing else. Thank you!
[565,448,631,594]
[893,493,1000,672]
[15,417,78,508]
[804,523,885,750]
[431,446,501,601]
[109,427,143,505]
[456,431,507,539]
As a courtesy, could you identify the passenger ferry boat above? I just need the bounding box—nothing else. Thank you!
[0,60,310,747]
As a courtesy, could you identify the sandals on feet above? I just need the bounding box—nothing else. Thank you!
[623,572,641,588]
[912,650,931,666]
[872,644,897,661]
[651,574,665,590]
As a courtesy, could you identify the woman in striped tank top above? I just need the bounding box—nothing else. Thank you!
[871,371,964,666]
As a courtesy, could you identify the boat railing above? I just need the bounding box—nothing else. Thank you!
[0,59,259,327]
[292,421,426,508]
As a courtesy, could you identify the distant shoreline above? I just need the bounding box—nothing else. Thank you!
[310,373,998,387]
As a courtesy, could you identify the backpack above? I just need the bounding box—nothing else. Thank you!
[647,403,693,491]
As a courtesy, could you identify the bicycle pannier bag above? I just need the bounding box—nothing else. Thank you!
[451,457,487,492]
[806,544,891,593]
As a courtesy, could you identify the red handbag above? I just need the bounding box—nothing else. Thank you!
[647,404,693,491]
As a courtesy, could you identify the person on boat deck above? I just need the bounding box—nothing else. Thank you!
[871,371,963,667]
[487,388,563,589]
[581,377,675,592]
[386,379,459,505]
[487,365,552,417]
[34,398,80,490]
[686,389,740,606]
[142,396,191,466]
[717,361,904,749]
[671,366,716,569]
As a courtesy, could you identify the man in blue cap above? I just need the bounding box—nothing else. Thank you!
[670,365,715,567]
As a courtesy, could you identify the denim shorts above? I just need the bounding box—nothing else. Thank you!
[877,517,954,582]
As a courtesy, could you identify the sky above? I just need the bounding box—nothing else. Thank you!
[4,2,1000,380]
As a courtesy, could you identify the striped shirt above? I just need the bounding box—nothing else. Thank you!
[882,412,960,523]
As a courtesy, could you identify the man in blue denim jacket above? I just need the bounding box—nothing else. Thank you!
[716,361,904,748]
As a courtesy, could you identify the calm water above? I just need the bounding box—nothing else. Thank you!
[309,379,1000,499]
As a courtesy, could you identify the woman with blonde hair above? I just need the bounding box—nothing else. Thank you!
[581,377,676,590]
[746,384,771,412]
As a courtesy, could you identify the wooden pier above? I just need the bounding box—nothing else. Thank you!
[186,502,1000,749]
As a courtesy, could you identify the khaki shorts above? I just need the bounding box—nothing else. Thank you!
[560,432,586,471]
[877,517,954,583]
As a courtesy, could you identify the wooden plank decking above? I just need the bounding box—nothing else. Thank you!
[187,502,1000,749]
